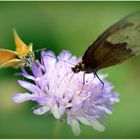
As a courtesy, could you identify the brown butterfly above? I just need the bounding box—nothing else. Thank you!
[72,11,140,84]
[0,30,35,68]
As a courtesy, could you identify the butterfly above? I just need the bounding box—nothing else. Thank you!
[0,30,35,68]
[71,11,140,84]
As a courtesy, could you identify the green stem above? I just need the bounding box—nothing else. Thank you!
[52,120,62,138]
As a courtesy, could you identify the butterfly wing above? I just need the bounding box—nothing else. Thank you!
[13,30,32,57]
[0,58,21,68]
[82,11,140,70]
[0,49,18,63]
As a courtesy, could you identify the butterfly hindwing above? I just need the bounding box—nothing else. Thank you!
[82,11,140,70]
[0,58,21,68]
[0,49,18,64]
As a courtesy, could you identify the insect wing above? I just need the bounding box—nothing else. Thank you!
[0,49,18,64]
[82,12,140,70]
[13,30,32,57]
[0,58,21,68]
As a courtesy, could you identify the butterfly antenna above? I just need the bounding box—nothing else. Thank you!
[58,58,75,66]
[33,48,47,53]
[58,70,73,87]
[33,47,75,66]
[44,53,75,66]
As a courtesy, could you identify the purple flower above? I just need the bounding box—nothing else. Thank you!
[13,50,119,136]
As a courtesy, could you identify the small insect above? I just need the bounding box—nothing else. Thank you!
[72,11,140,85]
[0,30,35,68]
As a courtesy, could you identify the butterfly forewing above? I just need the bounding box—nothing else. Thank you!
[107,12,140,55]
[13,30,35,67]
[13,30,32,57]
[82,11,140,70]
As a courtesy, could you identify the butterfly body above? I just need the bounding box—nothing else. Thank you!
[72,11,140,74]
[21,52,35,67]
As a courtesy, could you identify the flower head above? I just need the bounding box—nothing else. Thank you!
[13,50,119,136]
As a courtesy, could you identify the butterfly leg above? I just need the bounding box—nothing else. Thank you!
[94,72,104,90]
[59,71,74,88]
[69,72,75,84]
[78,72,85,95]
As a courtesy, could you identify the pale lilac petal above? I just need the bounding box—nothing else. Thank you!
[18,80,40,93]
[109,93,120,104]
[96,106,112,114]
[88,117,105,132]
[52,104,61,119]
[33,106,50,115]
[22,73,35,81]
[41,51,56,69]
[58,50,72,60]
[13,93,33,103]
[58,105,65,117]
[22,68,35,80]
[110,98,120,103]
[35,97,48,104]
[69,119,81,136]
[77,116,90,126]
[31,62,42,77]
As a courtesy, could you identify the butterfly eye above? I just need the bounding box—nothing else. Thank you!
[25,55,30,59]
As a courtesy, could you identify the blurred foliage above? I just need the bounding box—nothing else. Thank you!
[0,1,140,138]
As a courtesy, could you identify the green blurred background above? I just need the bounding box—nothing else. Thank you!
[0,1,140,138]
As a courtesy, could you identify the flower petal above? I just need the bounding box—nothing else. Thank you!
[35,96,48,104]
[59,105,65,117]
[13,93,33,103]
[22,68,35,80]
[33,106,50,115]
[58,50,72,60]
[31,62,43,77]
[77,116,90,126]
[109,93,120,104]
[52,104,61,119]
[96,106,112,114]
[18,80,40,93]
[88,117,105,132]
[70,119,81,136]
[41,51,56,69]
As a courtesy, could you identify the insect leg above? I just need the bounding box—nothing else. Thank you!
[69,72,75,85]
[94,72,104,90]
[78,72,85,95]
[58,71,74,87]
[83,72,85,85]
